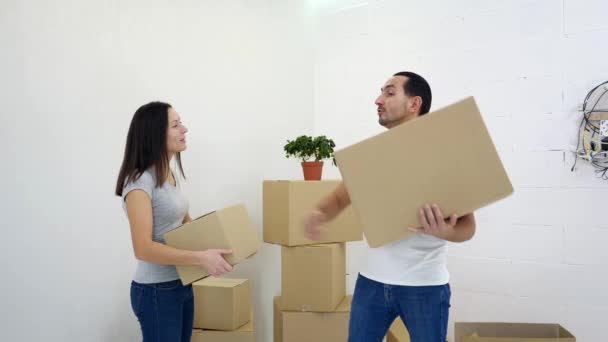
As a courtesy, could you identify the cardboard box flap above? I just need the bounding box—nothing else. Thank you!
[191,314,254,342]
[164,213,229,251]
[193,319,253,333]
[455,322,575,342]
[217,204,262,261]
[237,319,254,332]
[304,243,340,249]
[334,97,513,247]
[334,295,352,312]
[193,210,217,221]
[194,277,247,288]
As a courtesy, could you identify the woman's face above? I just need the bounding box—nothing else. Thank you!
[166,107,188,154]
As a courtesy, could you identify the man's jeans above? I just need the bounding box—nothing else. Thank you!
[348,273,451,342]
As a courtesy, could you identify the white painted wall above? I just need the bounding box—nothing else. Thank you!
[2,0,607,341]
[312,1,608,341]
[1,1,313,341]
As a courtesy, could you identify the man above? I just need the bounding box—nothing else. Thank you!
[304,71,476,342]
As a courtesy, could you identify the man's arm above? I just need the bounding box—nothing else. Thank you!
[316,182,351,220]
[447,212,475,242]
[304,182,351,240]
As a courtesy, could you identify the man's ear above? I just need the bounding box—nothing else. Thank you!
[409,96,423,114]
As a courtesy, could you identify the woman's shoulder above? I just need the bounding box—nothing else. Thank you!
[122,168,157,198]
[130,168,156,185]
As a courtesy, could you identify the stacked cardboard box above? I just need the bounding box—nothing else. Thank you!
[386,317,411,342]
[263,180,363,341]
[162,203,262,341]
[273,295,351,342]
[454,322,575,342]
[190,278,255,341]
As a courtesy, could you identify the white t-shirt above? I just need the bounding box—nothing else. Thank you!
[359,233,449,286]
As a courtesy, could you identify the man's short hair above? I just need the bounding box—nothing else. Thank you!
[393,71,432,115]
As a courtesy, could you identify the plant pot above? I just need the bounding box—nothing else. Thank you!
[301,161,324,180]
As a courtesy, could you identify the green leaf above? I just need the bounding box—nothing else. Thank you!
[283,134,336,163]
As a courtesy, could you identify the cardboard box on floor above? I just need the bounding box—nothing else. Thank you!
[273,296,283,342]
[263,180,363,246]
[192,277,251,331]
[191,318,254,342]
[334,97,514,247]
[273,295,351,342]
[455,322,576,342]
[387,317,411,342]
[164,203,262,285]
[281,243,346,312]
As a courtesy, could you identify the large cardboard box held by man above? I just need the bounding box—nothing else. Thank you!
[273,295,351,342]
[454,322,576,342]
[191,318,255,342]
[334,97,513,247]
[281,243,346,312]
[263,180,363,246]
[164,203,262,285]
[192,277,251,330]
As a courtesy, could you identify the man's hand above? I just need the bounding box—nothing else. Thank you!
[409,204,457,240]
[304,209,328,241]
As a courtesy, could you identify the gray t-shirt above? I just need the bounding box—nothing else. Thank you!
[122,168,189,284]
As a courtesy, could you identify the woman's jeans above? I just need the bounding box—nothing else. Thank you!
[130,279,194,342]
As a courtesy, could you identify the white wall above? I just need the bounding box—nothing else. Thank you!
[3,0,608,341]
[1,1,314,341]
[312,1,608,341]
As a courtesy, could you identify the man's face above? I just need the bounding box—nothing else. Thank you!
[375,75,418,128]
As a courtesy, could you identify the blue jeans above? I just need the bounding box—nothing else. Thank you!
[348,274,450,342]
[130,279,194,342]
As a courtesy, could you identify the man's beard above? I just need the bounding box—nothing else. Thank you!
[378,116,392,127]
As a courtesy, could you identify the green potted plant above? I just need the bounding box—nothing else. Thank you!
[284,135,336,180]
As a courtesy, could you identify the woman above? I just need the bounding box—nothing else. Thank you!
[115,102,233,341]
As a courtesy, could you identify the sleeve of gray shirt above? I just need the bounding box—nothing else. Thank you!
[122,171,155,202]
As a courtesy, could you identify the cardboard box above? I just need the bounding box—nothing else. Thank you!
[281,243,346,312]
[164,203,262,285]
[263,180,363,246]
[274,295,351,342]
[588,111,608,121]
[387,317,411,342]
[192,277,251,330]
[191,319,255,342]
[454,322,575,342]
[334,97,513,247]
[273,296,283,342]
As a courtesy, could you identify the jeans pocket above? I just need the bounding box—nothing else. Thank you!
[184,285,194,301]
[130,283,144,316]
[155,280,181,291]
